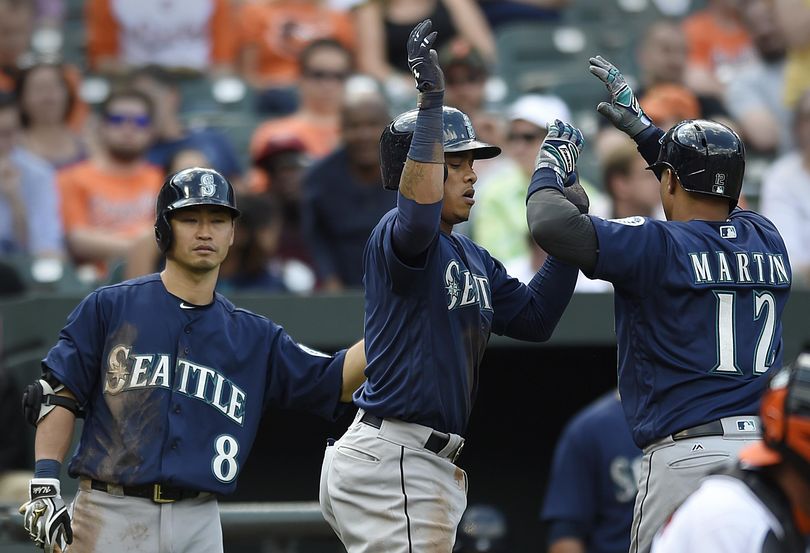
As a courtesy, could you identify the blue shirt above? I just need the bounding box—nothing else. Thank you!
[302,147,396,286]
[541,392,641,553]
[147,129,242,178]
[43,274,347,494]
[356,207,577,435]
[0,147,63,255]
[588,209,791,448]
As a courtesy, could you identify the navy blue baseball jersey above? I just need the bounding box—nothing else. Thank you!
[587,210,791,447]
[356,207,577,435]
[43,274,347,494]
[541,391,641,553]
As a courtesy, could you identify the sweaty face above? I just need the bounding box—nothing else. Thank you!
[167,205,235,273]
[441,151,477,226]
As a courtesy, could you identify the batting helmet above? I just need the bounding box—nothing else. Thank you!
[453,504,508,553]
[647,119,745,209]
[739,351,810,480]
[379,106,501,190]
[154,167,240,253]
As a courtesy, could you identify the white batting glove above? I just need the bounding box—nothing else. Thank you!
[19,478,73,552]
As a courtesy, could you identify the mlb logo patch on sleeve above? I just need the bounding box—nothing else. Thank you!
[720,225,737,239]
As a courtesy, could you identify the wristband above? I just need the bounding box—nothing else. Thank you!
[408,94,444,164]
[527,168,564,202]
[34,459,61,479]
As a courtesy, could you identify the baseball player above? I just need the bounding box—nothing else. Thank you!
[525,56,792,553]
[17,167,367,553]
[540,390,642,553]
[318,19,580,553]
[652,350,810,552]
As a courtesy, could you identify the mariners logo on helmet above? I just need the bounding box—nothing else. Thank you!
[200,173,216,197]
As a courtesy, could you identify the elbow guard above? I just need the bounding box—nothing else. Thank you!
[22,378,83,427]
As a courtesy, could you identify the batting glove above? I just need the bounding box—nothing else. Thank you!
[19,478,73,553]
[535,120,585,186]
[589,55,651,137]
[407,19,445,107]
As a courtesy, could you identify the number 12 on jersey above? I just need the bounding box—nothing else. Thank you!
[712,291,777,375]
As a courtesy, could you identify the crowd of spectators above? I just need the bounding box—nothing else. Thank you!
[0,0,808,297]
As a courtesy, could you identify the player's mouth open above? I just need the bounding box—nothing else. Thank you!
[194,245,215,252]
[462,189,475,204]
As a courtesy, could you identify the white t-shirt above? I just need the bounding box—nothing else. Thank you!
[651,475,787,553]
[760,153,810,276]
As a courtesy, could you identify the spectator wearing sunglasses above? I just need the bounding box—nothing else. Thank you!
[250,39,353,172]
[57,89,163,281]
[237,0,355,115]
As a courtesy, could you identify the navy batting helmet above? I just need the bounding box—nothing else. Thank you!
[647,119,745,209]
[154,167,240,253]
[379,106,501,190]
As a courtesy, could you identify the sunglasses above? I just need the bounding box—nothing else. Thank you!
[507,132,545,143]
[105,113,151,128]
[446,74,485,86]
[304,69,349,81]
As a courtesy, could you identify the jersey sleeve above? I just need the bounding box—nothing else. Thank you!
[263,324,348,420]
[42,291,107,405]
[540,419,597,531]
[368,210,434,295]
[487,252,577,339]
[588,216,670,295]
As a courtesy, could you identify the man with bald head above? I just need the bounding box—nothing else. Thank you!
[302,91,397,291]
[635,21,729,122]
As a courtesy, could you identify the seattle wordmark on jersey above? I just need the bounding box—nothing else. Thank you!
[103,345,246,425]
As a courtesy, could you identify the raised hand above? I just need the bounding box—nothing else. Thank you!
[535,120,585,186]
[19,478,73,553]
[589,55,651,137]
[407,19,445,95]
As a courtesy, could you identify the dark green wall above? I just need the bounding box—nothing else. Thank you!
[2,291,809,551]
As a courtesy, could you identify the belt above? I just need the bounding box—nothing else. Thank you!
[90,479,205,503]
[360,412,463,461]
[672,420,725,441]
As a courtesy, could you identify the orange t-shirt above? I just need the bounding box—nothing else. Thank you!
[250,115,340,161]
[682,11,753,71]
[237,1,355,86]
[58,160,163,236]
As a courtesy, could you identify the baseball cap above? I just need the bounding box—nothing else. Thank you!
[252,135,308,167]
[507,94,572,130]
[439,38,488,74]
[640,84,700,125]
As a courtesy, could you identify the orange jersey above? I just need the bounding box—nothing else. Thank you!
[58,160,163,237]
[682,11,753,71]
[237,1,355,86]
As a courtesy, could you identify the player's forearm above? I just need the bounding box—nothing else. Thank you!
[35,391,77,463]
[399,90,445,203]
[633,125,665,168]
[67,228,137,260]
[527,182,598,273]
[340,339,366,402]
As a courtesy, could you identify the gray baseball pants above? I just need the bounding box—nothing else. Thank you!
[320,409,468,553]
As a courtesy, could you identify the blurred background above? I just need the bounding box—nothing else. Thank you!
[1,0,809,551]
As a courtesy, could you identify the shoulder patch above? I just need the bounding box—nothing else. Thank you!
[608,216,646,226]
